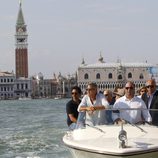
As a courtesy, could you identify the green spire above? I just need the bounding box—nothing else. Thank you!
[16,0,25,26]
[19,0,22,6]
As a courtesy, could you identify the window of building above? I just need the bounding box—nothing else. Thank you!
[25,83,28,89]
[21,84,24,89]
[84,73,89,79]
[96,73,100,79]
[108,73,113,79]
[128,72,132,78]
[17,84,19,90]
[118,74,122,80]
[139,74,144,79]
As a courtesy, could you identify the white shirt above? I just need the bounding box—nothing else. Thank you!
[137,95,141,98]
[112,96,152,124]
[78,93,109,126]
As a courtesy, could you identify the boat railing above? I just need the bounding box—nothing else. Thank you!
[108,107,158,111]
[85,123,106,133]
[74,108,158,131]
[121,119,148,133]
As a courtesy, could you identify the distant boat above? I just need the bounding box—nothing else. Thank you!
[18,97,32,100]
[54,94,64,100]
[54,97,62,100]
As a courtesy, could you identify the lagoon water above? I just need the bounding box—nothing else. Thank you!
[0,99,72,158]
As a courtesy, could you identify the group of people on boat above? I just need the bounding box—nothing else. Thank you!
[66,79,158,130]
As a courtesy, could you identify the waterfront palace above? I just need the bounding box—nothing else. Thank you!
[77,55,158,94]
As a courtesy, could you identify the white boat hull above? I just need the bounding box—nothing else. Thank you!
[69,148,158,158]
[63,125,158,158]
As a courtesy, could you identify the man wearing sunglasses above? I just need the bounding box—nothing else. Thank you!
[142,79,158,126]
[112,81,151,124]
[66,86,82,129]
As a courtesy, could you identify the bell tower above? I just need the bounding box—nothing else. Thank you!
[15,1,28,78]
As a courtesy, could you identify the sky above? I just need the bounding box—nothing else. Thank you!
[0,0,158,78]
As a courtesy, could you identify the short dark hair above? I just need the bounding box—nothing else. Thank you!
[125,81,135,88]
[71,86,82,95]
[88,82,97,88]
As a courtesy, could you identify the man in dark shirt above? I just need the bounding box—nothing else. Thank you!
[66,86,82,129]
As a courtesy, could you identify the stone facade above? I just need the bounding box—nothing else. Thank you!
[77,57,158,94]
[0,71,16,99]
[31,72,77,99]
[0,71,77,100]
[14,77,32,99]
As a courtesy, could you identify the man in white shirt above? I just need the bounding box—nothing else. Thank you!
[78,82,109,126]
[112,81,152,124]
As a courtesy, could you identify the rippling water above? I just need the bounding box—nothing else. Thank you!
[0,99,72,158]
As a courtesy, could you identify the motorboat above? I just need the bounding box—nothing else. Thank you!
[18,97,32,100]
[63,123,158,158]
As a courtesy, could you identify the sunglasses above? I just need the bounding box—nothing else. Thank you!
[71,92,78,95]
[146,85,154,88]
[141,90,146,93]
[104,94,109,96]
[125,87,134,90]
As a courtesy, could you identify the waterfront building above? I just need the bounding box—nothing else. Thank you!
[31,73,55,98]
[31,72,77,99]
[14,77,32,99]
[55,73,77,98]
[77,55,158,93]
[0,71,16,100]
[0,71,32,100]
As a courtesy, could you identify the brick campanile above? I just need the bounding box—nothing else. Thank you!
[15,1,28,78]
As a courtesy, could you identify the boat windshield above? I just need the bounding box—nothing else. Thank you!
[74,110,151,132]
